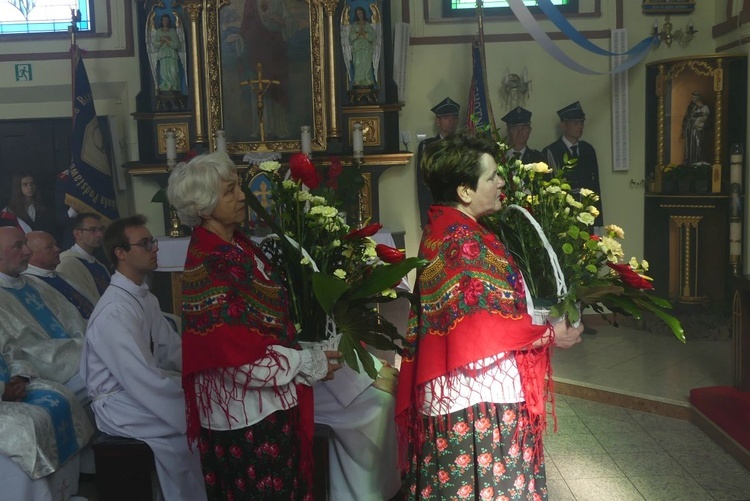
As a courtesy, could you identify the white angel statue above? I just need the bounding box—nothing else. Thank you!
[146,11,188,93]
[340,3,382,87]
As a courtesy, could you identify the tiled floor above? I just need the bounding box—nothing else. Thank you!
[547,324,750,501]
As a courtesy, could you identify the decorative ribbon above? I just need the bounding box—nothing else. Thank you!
[506,0,655,75]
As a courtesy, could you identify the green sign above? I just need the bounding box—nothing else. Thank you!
[15,64,32,81]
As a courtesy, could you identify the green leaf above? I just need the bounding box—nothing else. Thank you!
[151,188,169,204]
[312,273,350,314]
[567,225,580,238]
[348,257,425,301]
[562,243,574,255]
[632,297,686,343]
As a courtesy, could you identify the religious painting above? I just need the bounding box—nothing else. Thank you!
[204,0,326,154]
[245,171,274,232]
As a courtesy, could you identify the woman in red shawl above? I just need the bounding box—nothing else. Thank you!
[395,133,583,500]
[167,152,341,500]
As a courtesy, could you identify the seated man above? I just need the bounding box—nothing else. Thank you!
[81,215,206,501]
[0,353,93,501]
[23,231,95,320]
[57,212,111,304]
[0,227,88,402]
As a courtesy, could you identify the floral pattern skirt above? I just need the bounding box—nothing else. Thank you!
[405,402,547,501]
[198,409,313,501]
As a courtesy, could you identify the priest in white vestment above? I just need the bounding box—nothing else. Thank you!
[57,212,111,304]
[81,215,206,501]
[1,353,93,501]
[0,227,88,403]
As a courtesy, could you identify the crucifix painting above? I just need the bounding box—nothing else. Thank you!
[213,0,325,152]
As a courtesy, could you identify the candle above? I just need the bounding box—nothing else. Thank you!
[352,123,364,159]
[730,221,742,255]
[215,129,227,154]
[731,164,742,185]
[165,130,177,168]
[300,125,312,156]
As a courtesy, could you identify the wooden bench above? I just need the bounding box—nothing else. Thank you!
[91,433,156,501]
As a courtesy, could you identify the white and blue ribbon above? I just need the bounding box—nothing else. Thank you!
[507,0,655,75]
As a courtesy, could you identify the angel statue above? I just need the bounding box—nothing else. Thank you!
[146,12,187,94]
[340,3,382,88]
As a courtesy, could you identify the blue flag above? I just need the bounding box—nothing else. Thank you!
[65,46,119,224]
[465,41,496,133]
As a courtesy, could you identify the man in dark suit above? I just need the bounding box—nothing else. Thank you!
[543,101,603,226]
[416,97,459,228]
[502,106,545,165]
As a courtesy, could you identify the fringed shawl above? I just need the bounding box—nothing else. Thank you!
[181,226,313,483]
[395,206,554,470]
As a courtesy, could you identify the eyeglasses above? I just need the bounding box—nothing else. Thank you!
[126,238,159,251]
[79,226,106,234]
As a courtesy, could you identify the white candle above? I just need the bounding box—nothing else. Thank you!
[301,125,312,156]
[731,164,742,185]
[165,130,177,167]
[215,129,227,154]
[730,221,742,255]
[352,123,364,159]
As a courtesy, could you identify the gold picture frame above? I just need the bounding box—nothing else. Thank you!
[203,0,327,154]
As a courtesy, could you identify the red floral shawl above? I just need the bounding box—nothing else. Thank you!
[395,206,554,468]
[181,226,313,482]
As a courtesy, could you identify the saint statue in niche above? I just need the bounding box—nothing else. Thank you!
[681,91,710,165]
[146,12,187,95]
[340,3,382,89]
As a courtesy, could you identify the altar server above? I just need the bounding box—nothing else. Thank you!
[81,214,207,501]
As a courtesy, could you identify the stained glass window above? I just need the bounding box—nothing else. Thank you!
[0,0,91,35]
[444,0,576,18]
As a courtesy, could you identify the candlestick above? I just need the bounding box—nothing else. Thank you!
[165,130,177,169]
[215,129,227,154]
[352,122,364,159]
[300,125,312,156]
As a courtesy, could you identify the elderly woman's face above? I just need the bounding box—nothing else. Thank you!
[460,153,504,220]
[211,174,246,228]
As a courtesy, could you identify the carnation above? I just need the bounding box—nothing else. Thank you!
[259,161,280,173]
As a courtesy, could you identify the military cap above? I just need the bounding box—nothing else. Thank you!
[431,97,460,117]
[557,101,586,121]
[501,106,532,126]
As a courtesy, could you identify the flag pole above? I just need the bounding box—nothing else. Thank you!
[475,0,496,131]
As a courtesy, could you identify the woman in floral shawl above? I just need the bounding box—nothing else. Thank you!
[395,133,582,500]
[167,152,341,500]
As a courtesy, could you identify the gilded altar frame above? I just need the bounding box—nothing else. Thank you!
[203,0,327,154]
[653,56,724,171]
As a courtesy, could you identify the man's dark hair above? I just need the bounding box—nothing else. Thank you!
[104,214,148,266]
[72,212,102,230]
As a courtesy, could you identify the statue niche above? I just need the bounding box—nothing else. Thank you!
[146,9,188,111]
[340,2,382,104]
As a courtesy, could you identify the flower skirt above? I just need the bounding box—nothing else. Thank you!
[198,409,313,501]
[405,402,548,500]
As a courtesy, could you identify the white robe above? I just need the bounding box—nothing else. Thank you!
[314,356,401,501]
[0,273,87,400]
[81,272,206,501]
[56,244,108,304]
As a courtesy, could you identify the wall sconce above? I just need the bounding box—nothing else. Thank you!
[501,68,531,110]
[652,16,697,48]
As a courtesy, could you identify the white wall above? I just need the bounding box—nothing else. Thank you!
[385,0,721,266]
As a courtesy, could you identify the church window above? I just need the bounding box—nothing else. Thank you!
[444,0,577,19]
[0,0,92,35]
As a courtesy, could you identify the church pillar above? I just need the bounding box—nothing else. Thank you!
[321,0,342,138]
[183,0,207,144]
